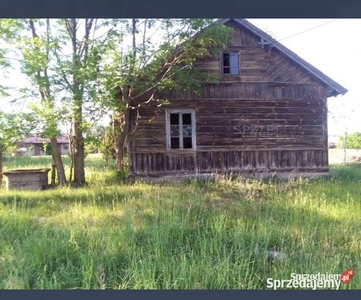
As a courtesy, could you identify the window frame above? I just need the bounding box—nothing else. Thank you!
[220,51,240,76]
[165,109,196,152]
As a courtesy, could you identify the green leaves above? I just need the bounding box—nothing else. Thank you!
[28,100,68,138]
[0,111,35,151]
[339,132,361,149]
[0,18,233,169]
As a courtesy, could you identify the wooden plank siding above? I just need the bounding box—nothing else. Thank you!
[196,47,268,83]
[128,82,328,175]
[267,51,317,84]
[130,150,328,175]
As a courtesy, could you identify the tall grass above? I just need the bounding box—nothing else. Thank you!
[0,155,360,289]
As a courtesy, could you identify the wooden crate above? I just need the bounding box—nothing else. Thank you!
[2,168,51,191]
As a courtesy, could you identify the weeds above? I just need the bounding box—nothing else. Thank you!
[0,155,360,289]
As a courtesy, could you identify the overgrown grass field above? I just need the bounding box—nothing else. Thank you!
[0,155,360,289]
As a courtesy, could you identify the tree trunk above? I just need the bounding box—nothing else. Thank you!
[115,108,130,173]
[114,20,136,174]
[72,119,86,185]
[68,18,86,186]
[50,137,67,185]
[0,149,3,189]
[115,131,127,172]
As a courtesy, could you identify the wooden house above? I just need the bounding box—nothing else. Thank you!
[20,134,70,156]
[127,18,347,177]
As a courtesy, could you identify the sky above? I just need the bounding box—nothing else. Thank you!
[1,19,360,137]
[248,19,361,136]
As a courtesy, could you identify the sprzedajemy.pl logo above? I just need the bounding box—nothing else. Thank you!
[266,268,355,290]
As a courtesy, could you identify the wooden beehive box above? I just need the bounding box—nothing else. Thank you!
[2,168,51,191]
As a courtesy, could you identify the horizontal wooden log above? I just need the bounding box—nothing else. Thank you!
[210,101,322,109]
[195,146,325,151]
[268,51,316,84]
[196,110,324,117]
[196,111,323,119]
[197,118,323,126]
[196,135,324,142]
[196,140,324,148]
[158,83,323,101]
[196,125,323,132]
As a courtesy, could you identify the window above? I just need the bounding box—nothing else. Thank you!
[221,52,239,75]
[166,110,196,151]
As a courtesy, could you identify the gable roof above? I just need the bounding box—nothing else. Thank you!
[22,134,69,144]
[219,18,348,97]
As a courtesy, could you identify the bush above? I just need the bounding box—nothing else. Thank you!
[338,132,361,149]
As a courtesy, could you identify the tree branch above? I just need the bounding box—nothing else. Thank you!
[28,19,46,101]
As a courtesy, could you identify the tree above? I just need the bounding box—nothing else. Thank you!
[82,123,107,157]
[0,18,124,185]
[100,124,117,166]
[97,19,233,172]
[328,96,353,164]
[0,19,69,184]
[24,19,69,184]
[262,26,277,39]
[338,132,361,149]
[1,18,232,181]
[0,111,33,188]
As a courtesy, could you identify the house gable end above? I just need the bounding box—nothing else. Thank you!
[217,18,347,97]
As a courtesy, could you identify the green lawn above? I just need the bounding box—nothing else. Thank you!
[0,154,360,289]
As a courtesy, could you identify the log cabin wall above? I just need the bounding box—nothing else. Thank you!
[128,20,329,176]
[129,83,328,175]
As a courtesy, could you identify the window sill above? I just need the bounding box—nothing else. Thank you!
[220,74,240,77]
[166,149,197,154]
